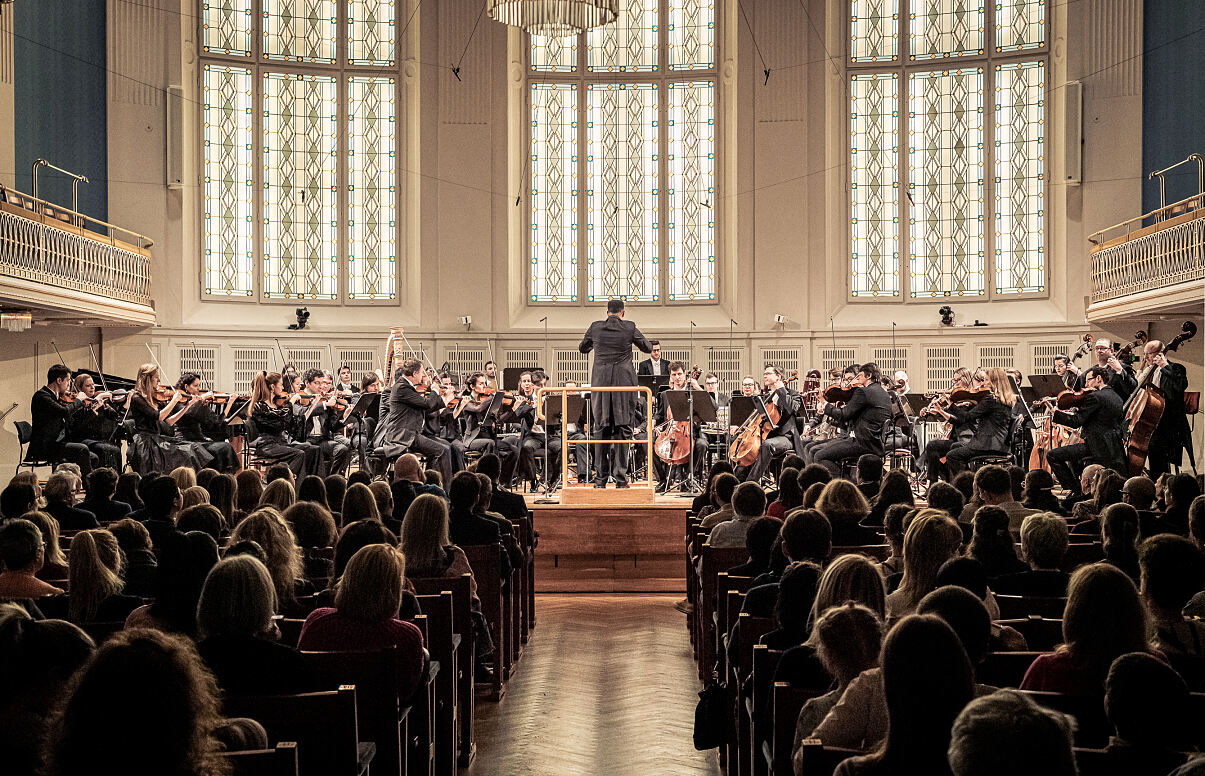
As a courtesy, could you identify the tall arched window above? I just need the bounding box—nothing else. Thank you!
[848,0,1047,300]
[200,0,398,302]
[528,1,718,303]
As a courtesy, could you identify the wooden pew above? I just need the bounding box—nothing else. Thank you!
[698,543,750,680]
[748,643,785,776]
[995,594,1066,620]
[729,614,774,776]
[831,544,890,562]
[995,617,1064,651]
[460,544,508,700]
[769,683,826,776]
[223,742,300,776]
[223,685,373,776]
[795,740,863,776]
[511,517,534,645]
[276,617,306,649]
[415,592,460,776]
[409,574,476,767]
[1021,690,1112,748]
[1061,542,1104,571]
[506,522,524,667]
[977,651,1046,688]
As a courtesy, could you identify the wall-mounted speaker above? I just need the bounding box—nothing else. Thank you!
[1064,81,1083,185]
[166,84,184,189]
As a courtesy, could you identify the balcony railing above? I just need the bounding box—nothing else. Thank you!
[1088,192,1205,304]
[0,186,153,307]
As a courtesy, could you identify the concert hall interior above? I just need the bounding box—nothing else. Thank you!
[0,0,1203,774]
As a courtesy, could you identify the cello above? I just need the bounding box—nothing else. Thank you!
[1123,321,1197,475]
[727,370,798,466]
[654,365,701,465]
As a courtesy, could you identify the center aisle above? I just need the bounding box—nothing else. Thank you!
[466,593,722,776]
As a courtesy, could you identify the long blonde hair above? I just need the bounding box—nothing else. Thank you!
[984,366,1017,406]
[335,544,406,621]
[171,467,198,491]
[22,510,66,567]
[805,553,887,646]
[399,494,451,574]
[893,510,964,615]
[229,509,303,607]
[68,529,125,623]
[181,486,210,510]
[258,478,296,513]
[134,363,160,402]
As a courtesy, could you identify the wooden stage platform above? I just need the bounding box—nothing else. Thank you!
[525,488,692,593]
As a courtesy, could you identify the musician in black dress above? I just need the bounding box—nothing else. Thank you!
[1053,353,1080,388]
[810,362,892,476]
[579,299,652,488]
[943,367,1015,474]
[920,366,975,485]
[1047,365,1127,494]
[652,362,708,489]
[349,371,382,471]
[739,365,802,485]
[1074,338,1137,400]
[426,378,466,474]
[66,372,122,471]
[1137,340,1191,476]
[28,364,96,475]
[172,372,239,473]
[456,372,521,482]
[248,371,321,479]
[125,363,216,474]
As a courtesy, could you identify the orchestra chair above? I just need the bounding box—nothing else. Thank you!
[965,414,1030,471]
[748,644,786,776]
[995,594,1066,620]
[222,685,374,776]
[222,742,300,776]
[14,420,55,476]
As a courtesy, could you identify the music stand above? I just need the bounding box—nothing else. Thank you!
[638,374,671,395]
[1020,386,1039,407]
[349,391,380,419]
[663,389,716,495]
[1029,374,1067,398]
[503,367,542,391]
[905,394,931,416]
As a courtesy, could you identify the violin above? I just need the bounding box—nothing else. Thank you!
[948,387,991,405]
[822,384,856,403]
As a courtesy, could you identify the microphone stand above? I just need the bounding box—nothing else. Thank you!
[539,317,554,496]
[678,322,702,496]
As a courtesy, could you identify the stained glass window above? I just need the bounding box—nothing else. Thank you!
[201,1,399,303]
[531,84,579,302]
[202,65,254,296]
[528,0,717,303]
[848,0,1045,300]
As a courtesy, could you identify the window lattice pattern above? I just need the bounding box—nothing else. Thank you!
[262,72,338,300]
[588,0,658,72]
[203,65,255,297]
[263,0,337,63]
[994,61,1045,294]
[851,0,899,62]
[907,66,984,298]
[908,0,984,60]
[667,80,715,300]
[668,0,715,70]
[203,0,251,56]
[348,0,395,65]
[587,83,659,301]
[850,74,900,297]
[530,34,578,73]
[996,0,1045,52]
[531,84,579,302]
[347,76,397,300]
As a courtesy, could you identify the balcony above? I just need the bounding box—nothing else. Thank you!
[0,186,155,326]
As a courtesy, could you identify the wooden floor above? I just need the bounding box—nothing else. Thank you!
[467,593,721,776]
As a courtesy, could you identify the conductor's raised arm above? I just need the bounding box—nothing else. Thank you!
[579,322,596,355]
[632,326,652,355]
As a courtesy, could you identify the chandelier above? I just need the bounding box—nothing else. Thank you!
[487,0,619,39]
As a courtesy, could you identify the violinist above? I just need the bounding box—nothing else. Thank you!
[483,360,500,390]
[653,362,708,489]
[738,365,802,485]
[172,373,238,473]
[66,372,123,471]
[517,370,562,489]
[29,364,97,475]
[349,371,383,471]
[248,371,321,479]
[425,376,466,473]
[882,370,916,456]
[125,363,216,474]
[1053,353,1079,389]
[335,364,360,396]
[280,363,299,393]
[809,362,892,476]
[381,358,453,487]
[294,369,353,477]
[1074,338,1137,400]
[942,367,1015,475]
[1137,340,1190,475]
[495,371,541,488]
[800,365,857,461]
[920,366,975,485]
[1047,365,1127,495]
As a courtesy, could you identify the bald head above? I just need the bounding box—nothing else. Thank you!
[393,454,423,483]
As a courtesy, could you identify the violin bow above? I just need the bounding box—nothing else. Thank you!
[190,341,211,392]
[49,340,71,376]
[87,342,109,392]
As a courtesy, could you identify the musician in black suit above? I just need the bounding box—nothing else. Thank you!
[943,367,1015,474]
[579,299,652,487]
[809,362,892,476]
[1138,340,1191,476]
[381,358,453,487]
[1047,365,1127,494]
[293,369,352,477]
[740,365,803,484]
[652,362,708,489]
[1074,338,1137,400]
[637,340,668,377]
[66,372,122,471]
[335,365,361,396]
[29,364,96,475]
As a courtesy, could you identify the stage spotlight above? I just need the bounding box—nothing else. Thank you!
[939,306,955,326]
[288,307,310,330]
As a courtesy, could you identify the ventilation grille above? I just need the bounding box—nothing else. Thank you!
[977,345,1016,371]
[555,349,590,385]
[761,348,802,381]
[285,348,323,374]
[871,347,908,375]
[447,348,486,380]
[233,348,272,393]
[339,349,378,381]
[1031,343,1073,378]
[505,350,542,370]
[707,348,742,393]
[178,346,217,385]
[819,348,858,378]
[925,345,964,392]
[662,347,695,370]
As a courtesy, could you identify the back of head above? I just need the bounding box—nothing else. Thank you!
[883,503,911,547]
[205,474,237,522]
[776,468,803,509]
[235,470,264,512]
[802,482,824,510]
[781,509,832,564]
[341,482,380,523]
[284,501,338,549]
[927,481,965,520]
[0,518,42,571]
[265,463,293,485]
[258,478,296,513]
[108,517,152,554]
[857,454,883,485]
[815,478,870,523]
[973,465,1011,502]
[116,472,144,509]
[334,519,399,578]
[969,505,1016,566]
[773,561,822,634]
[936,557,989,601]
[197,555,276,639]
[152,532,221,633]
[347,470,373,488]
[22,510,65,567]
[810,552,887,626]
[812,602,882,685]
[1019,512,1069,570]
[713,472,739,505]
[144,475,182,518]
[951,471,975,502]
[393,453,423,483]
[177,505,224,543]
[1168,471,1202,509]
[180,486,210,510]
[44,471,76,507]
[68,529,125,623]
[476,453,502,482]
[798,464,833,492]
[917,584,992,665]
[170,466,197,491]
[86,467,120,500]
[898,511,964,609]
[948,689,1076,776]
[1008,466,1025,502]
[1190,494,1205,546]
[1139,533,1205,613]
[369,481,393,518]
[336,544,404,621]
[876,471,915,510]
[744,517,783,564]
[1105,651,1192,749]
[449,470,482,511]
[195,468,219,491]
[1093,470,1124,510]
[731,481,767,518]
[324,474,347,512]
[1,482,38,519]
[474,473,494,511]
[1063,563,1150,671]
[399,494,450,573]
[1122,476,1156,510]
[297,475,329,508]
[1022,469,1058,507]
[0,604,95,704]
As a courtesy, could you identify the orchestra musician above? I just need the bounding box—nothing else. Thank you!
[248,371,321,479]
[1074,338,1137,400]
[637,340,670,377]
[125,364,218,474]
[172,372,239,473]
[349,371,383,471]
[704,373,728,409]
[738,364,803,484]
[66,372,123,471]
[29,364,98,475]
[942,367,1015,475]
[294,369,353,477]
[810,362,892,476]
[800,365,857,462]
[483,360,500,389]
[1046,365,1127,495]
[381,358,454,487]
[502,370,542,489]
[335,364,360,395]
[1136,340,1190,475]
[653,362,708,489]
[517,370,563,489]
[562,381,594,483]
[920,366,975,484]
[579,298,652,488]
[1053,353,1079,388]
[456,371,521,482]
[281,363,299,393]
[882,371,915,456]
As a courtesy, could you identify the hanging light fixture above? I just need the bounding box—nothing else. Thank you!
[487,0,619,39]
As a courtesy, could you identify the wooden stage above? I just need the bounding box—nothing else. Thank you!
[525,487,692,593]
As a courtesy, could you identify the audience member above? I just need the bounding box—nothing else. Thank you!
[957,465,1036,533]
[1103,652,1194,775]
[370,481,396,532]
[341,482,381,524]
[950,470,975,502]
[324,474,348,517]
[473,473,525,571]
[347,470,373,488]
[728,516,783,578]
[472,454,525,527]
[177,504,224,543]
[877,504,910,577]
[78,468,132,523]
[815,479,874,545]
[936,558,1026,650]
[180,485,210,510]
[229,509,311,616]
[195,468,219,491]
[23,510,69,582]
[204,473,240,530]
[947,689,1076,776]
[60,529,141,623]
[42,471,97,531]
[0,519,64,600]
[0,481,38,520]
[855,454,883,502]
[125,531,220,637]
[107,518,157,598]
[265,463,294,485]
[1007,465,1025,503]
[284,501,338,582]
[761,561,822,650]
[296,475,329,509]
[798,464,833,493]
[235,470,264,514]
[768,468,803,518]
[802,482,825,510]
[1100,502,1141,582]
[1021,469,1064,514]
[1164,473,1202,534]
[692,461,735,514]
[257,477,295,513]
[140,475,184,550]
[967,506,1027,578]
[1139,534,1205,664]
[865,471,914,528]
[115,472,143,512]
[1121,475,1157,511]
[170,466,198,491]
[708,482,768,548]
[993,513,1070,597]
[698,473,739,528]
[885,510,963,618]
[926,481,965,522]
[447,471,502,549]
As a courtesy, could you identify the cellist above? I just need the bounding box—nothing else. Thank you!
[653,362,707,490]
[1136,340,1190,476]
[738,365,802,484]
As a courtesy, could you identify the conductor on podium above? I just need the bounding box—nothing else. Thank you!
[579,299,652,488]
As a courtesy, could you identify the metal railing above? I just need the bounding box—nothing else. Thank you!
[1088,191,1205,305]
[0,185,153,307]
[536,385,656,491]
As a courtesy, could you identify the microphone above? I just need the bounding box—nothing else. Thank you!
[730,319,738,327]
[539,316,547,323]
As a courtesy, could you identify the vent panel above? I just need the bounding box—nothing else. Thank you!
[706,348,742,393]
[977,344,1017,371]
[871,347,908,375]
[284,348,323,374]
[178,346,217,386]
[1031,343,1074,378]
[338,349,378,382]
[505,350,542,370]
[819,348,858,378]
[448,348,486,380]
[925,345,965,392]
[233,348,272,393]
[555,349,590,385]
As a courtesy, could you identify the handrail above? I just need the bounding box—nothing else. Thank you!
[32,159,90,226]
[1148,153,1205,209]
[0,183,153,251]
[536,385,656,491]
[1087,192,1204,247]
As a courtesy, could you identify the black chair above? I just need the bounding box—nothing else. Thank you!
[14,421,56,476]
[968,414,1029,471]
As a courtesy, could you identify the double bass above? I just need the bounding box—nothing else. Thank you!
[1123,321,1197,475]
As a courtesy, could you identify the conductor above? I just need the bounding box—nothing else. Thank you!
[579,299,652,488]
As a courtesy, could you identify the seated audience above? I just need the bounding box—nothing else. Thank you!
[195,468,219,491]
[203,472,240,529]
[937,558,1026,650]
[139,475,184,551]
[926,481,965,522]
[23,511,69,582]
[761,561,822,650]
[125,531,220,637]
[284,501,338,583]
[341,481,381,524]
[170,466,198,491]
[947,689,1077,776]
[196,555,311,695]
[107,518,157,598]
[42,471,97,531]
[1021,469,1064,515]
[370,481,396,532]
[0,481,38,520]
[347,470,373,488]
[235,470,264,514]
[447,471,502,548]
[815,479,874,546]
[1139,534,1205,663]
[1164,472,1202,534]
[728,516,783,579]
[473,473,524,570]
[0,519,64,601]
[865,471,914,528]
[708,482,768,548]
[1184,494,1205,616]
[1072,470,1124,525]
[950,470,975,502]
[60,529,141,623]
[798,463,833,493]
[325,473,348,517]
[993,513,1070,597]
[968,506,1027,578]
[115,472,143,512]
[265,462,294,485]
[738,509,833,620]
[296,475,330,509]
[884,510,963,618]
[257,477,296,514]
[78,468,132,523]
[1020,563,1153,694]
[698,473,739,529]
[768,467,803,519]
[1102,652,1194,776]
[176,504,224,543]
[855,454,883,502]
[877,504,910,577]
[1100,502,1141,582]
[180,485,210,510]
[1121,475,1157,512]
[692,460,735,514]
[801,482,825,510]
[957,465,1036,534]
[229,508,312,616]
